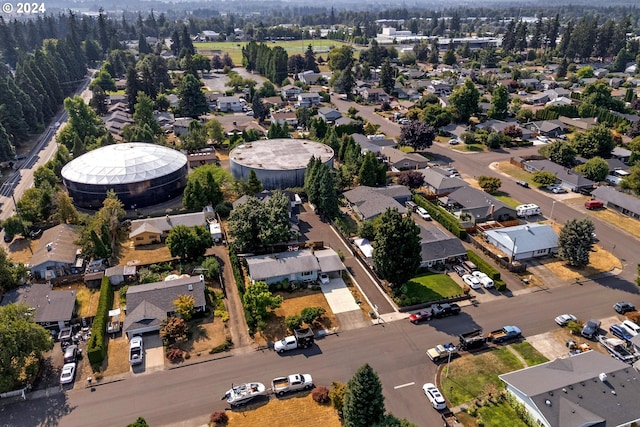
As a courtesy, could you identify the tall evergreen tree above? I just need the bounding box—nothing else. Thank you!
[343,364,386,427]
[304,44,319,72]
[358,152,379,186]
[125,66,142,112]
[558,218,596,267]
[379,59,395,95]
[177,74,209,118]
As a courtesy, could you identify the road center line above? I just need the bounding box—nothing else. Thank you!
[394,382,415,390]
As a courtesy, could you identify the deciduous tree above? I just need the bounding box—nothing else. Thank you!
[477,176,501,194]
[242,281,283,332]
[448,79,480,123]
[575,157,609,182]
[166,225,213,261]
[397,120,435,151]
[372,208,421,287]
[532,170,558,187]
[159,316,188,345]
[173,294,195,321]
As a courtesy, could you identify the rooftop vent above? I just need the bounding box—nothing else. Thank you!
[46,243,52,251]
[562,388,567,393]
[545,400,552,407]
[599,373,608,382]
[611,390,617,395]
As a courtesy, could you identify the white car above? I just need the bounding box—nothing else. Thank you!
[462,274,481,290]
[416,207,432,220]
[621,320,640,336]
[554,314,577,327]
[472,271,494,288]
[318,273,330,284]
[448,139,459,145]
[60,362,76,385]
[423,383,447,410]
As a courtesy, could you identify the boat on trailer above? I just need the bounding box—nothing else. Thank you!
[223,382,267,406]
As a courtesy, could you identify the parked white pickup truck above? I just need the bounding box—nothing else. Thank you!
[271,373,314,396]
[129,336,144,366]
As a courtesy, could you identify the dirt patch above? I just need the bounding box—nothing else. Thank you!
[72,284,101,318]
[255,288,339,346]
[117,241,174,266]
[6,237,35,264]
[182,316,229,355]
[225,393,341,427]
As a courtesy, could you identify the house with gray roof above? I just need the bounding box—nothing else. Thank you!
[525,120,566,138]
[245,248,344,285]
[281,85,302,101]
[419,167,469,196]
[418,224,466,267]
[380,146,430,171]
[217,96,242,112]
[351,133,396,154]
[30,224,83,281]
[123,275,206,337]
[591,186,640,220]
[500,350,640,427]
[318,107,342,123]
[524,159,595,192]
[484,223,558,261]
[611,146,632,164]
[1,283,76,330]
[445,186,517,223]
[343,185,410,220]
[296,92,321,108]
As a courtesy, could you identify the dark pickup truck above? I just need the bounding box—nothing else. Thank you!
[459,329,487,351]
[431,303,461,319]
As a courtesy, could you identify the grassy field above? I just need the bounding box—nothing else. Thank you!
[509,342,549,366]
[403,272,463,303]
[491,191,522,208]
[195,39,352,66]
[441,347,523,406]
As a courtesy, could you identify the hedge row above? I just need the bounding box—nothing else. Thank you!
[413,194,467,240]
[228,245,245,296]
[87,276,113,366]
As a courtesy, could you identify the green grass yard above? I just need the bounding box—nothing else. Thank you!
[402,272,463,303]
[492,191,521,208]
[510,342,549,366]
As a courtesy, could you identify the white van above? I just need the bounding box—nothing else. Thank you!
[416,207,432,220]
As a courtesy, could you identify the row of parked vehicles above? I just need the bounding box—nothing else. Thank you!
[223,373,314,407]
[450,260,495,289]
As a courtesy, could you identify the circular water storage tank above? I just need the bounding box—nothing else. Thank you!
[229,138,334,190]
[61,143,188,209]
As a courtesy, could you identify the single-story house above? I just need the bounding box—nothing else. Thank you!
[380,146,430,171]
[476,120,533,140]
[591,186,640,220]
[217,96,243,112]
[499,350,640,427]
[105,265,137,286]
[124,275,206,338]
[173,118,194,137]
[129,212,206,246]
[296,92,321,108]
[0,283,76,331]
[611,146,632,164]
[30,225,83,281]
[558,116,598,131]
[418,224,467,267]
[525,120,566,138]
[418,167,469,196]
[262,96,286,109]
[297,71,323,85]
[343,185,410,220]
[426,81,452,96]
[187,149,218,168]
[245,248,344,285]
[318,107,342,122]
[351,133,396,154]
[440,124,467,141]
[484,223,558,261]
[446,186,517,223]
[519,78,541,90]
[524,159,595,192]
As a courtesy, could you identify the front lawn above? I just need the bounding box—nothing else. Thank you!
[510,342,549,366]
[397,272,463,306]
[457,400,530,427]
[491,191,521,208]
[441,347,523,406]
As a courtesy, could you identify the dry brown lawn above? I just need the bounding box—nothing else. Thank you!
[255,288,339,346]
[182,316,228,355]
[541,222,622,281]
[6,237,35,263]
[117,240,174,266]
[225,393,341,427]
[589,207,640,240]
[73,284,101,318]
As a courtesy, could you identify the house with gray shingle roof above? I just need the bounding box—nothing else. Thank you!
[343,185,410,220]
[351,133,396,154]
[445,186,517,223]
[380,146,430,171]
[1,283,76,330]
[591,186,640,220]
[418,167,469,196]
[29,224,82,281]
[418,224,466,267]
[500,350,640,427]
[245,248,344,285]
[525,120,566,138]
[124,275,206,337]
[524,159,595,192]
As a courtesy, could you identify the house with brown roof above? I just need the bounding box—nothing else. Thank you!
[29,225,83,281]
[129,212,207,246]
[187,148,219,168]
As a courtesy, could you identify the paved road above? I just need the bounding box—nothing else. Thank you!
[3,277,636,427]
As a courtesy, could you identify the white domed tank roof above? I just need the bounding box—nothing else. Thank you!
[61,143,187,185]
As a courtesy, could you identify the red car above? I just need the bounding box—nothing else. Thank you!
[409,310,432,324]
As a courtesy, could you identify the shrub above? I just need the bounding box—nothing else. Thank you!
[210,338,233,354]
[87,276,113,365]
[329,381,347,413]
[285,314,303,331]
[166,347,184,363]
[312,386,330,404]
[567,320,584,336]
[467,250,501,280]
[300,307,326,325]
[626,312,640,324]
[209,411,229,426]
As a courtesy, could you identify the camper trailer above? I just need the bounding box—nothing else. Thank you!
[516,204,541,218]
